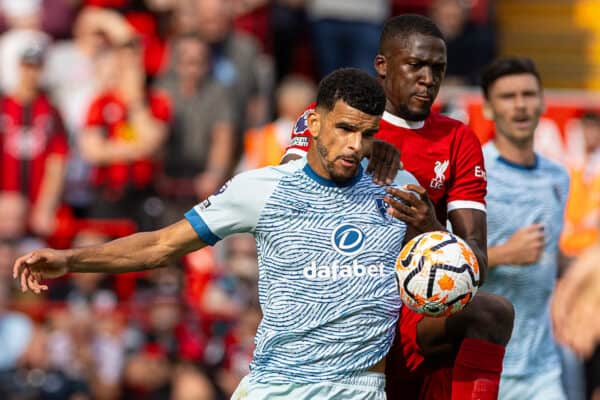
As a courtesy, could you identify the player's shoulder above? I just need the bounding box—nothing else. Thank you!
[392,169,419,187]
[537,153,570,182]
[428,112,467,129]
[428,112,477,139]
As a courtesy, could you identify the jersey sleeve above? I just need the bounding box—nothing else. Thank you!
[85,97,104,128]
[149,91,172,122]
[447,125,487,213]
[184,167,284,245]
[282,102,315,159]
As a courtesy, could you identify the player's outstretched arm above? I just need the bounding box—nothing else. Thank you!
[13,219,206,294]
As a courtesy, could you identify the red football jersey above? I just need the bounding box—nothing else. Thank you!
[0,93,69,204]
[284,103,487,223]
[85,90,171,191]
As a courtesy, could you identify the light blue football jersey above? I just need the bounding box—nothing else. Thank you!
[185,158,418,384]
[482,142,570,377]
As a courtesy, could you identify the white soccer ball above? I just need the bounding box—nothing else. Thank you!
[395,231,480,317]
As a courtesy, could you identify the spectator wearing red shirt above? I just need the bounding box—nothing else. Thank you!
[80,40,170,230]
[0,43,68,237]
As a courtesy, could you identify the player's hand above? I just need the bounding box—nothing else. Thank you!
[552,245,600,357]
[384,184,444,233]
[13,249,69,294]
[501,224,545,265]
[366,139,403,185]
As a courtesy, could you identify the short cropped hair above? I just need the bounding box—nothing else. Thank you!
[480,57,542,99]
[316,68,386,116]
[378,14,445,55]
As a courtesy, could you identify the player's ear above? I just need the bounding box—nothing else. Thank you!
[307,109,321,139]
[482,100,494,120]
[374,54,387,80]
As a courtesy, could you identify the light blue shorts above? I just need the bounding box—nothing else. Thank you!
[499,368,566,400]
[231,372,386,400]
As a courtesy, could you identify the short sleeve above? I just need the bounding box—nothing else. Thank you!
[184,167,285,245]
[282,103,315,158]
[149,91,172,122]
[447,125,487,213]
[85,97,104,127]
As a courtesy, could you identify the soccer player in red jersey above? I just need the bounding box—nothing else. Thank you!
[0,44,69,237]
[283,15,515,400]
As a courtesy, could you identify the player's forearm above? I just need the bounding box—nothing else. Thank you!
[66,231,171,273]
[466,238,488,283]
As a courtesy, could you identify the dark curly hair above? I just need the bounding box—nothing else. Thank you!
[316,68,386,116]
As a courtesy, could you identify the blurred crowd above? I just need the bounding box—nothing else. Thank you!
[0,0,541,399]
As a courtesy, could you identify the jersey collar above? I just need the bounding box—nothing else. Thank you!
[303,162,364,188]
[382,111,425,129]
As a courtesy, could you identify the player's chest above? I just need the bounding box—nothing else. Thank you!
[258,190,407,255]
[401,143,457,201]
[486,172,564,236]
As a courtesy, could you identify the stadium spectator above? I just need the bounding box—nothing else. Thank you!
[429,0,495,86]
[561,112,600,256]
[243,75,316,169]
[80,40,170,231]
[480,57,570,400]
[192,0,269,135]
[171,363,216,400]
[44,7,137,214]
[0,42,69,238]
[270,0,310,83]
[0,0,50,93]
[155,33,235,216]
[307,0,390,77]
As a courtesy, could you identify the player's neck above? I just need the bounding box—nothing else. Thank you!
[493,136,536,167]
[11,84,37,104]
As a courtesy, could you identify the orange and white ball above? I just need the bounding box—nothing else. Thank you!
[395,231,480,317]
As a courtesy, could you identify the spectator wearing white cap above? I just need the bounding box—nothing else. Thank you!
[0,0,49,92]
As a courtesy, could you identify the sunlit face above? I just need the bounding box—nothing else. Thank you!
[307,100,380,183]
[485,73,544,146]
[375,33,446,121]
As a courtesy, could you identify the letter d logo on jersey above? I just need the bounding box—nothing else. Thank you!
[331,224,366,256]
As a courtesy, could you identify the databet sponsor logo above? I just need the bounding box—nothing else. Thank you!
[302,223,386,280]
[303,260,385,280]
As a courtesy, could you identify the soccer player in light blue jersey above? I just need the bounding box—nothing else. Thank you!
[12,68,437,399]
[480,57,572,400]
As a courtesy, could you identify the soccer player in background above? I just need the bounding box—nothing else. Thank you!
[284,14,514,400]
[480,57,570,400]
[13,68,435,399]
